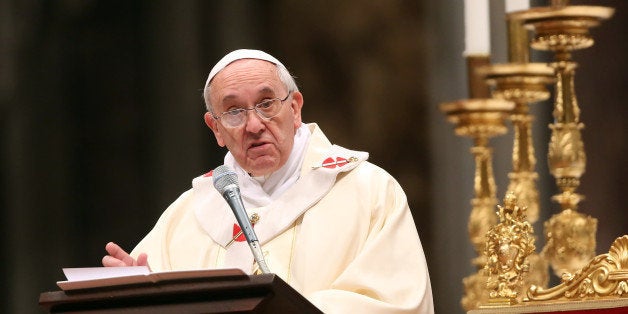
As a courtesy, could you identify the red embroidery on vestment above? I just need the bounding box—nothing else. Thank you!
[228,214,260,246]
[322,157,348,169]
[232,221,257,242]
[232,224,246,242]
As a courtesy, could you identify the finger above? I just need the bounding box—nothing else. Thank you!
[105,242,136,266]
[105,242,128,258]
[136,253,150,269]
[102,255,128,267]
[105,242,133,263]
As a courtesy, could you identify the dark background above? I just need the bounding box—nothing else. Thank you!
[1,1,626,313]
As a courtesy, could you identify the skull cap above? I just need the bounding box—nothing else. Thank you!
[205,49,284,89]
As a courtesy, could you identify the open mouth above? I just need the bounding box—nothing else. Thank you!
[247,142,272,158]
[250,142,266,148]
[248,141,272,153]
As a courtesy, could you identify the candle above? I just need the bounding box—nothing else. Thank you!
[464,0,490,56]
[505,0,529,13]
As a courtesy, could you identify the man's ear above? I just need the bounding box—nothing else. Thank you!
[204,112,225,147]
[290,91,304,129]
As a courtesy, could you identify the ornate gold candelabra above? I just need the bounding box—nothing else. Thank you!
[479,13,556,226]
[479,63,553,228]
[440,98,514,311]
[512,1,614,278]
[476,12,558,297]
[479,62,554,299]
[443,1,628,311]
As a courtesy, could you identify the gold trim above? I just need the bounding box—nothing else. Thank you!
[286,216,302,284]
[470,298,628,314]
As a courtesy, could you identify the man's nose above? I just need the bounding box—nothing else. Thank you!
[244,109,266,133]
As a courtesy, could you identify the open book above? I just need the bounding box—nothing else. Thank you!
[58,266,245,291]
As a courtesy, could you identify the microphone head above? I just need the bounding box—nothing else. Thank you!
[212,165,239,194]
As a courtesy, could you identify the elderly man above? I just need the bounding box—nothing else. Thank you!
[103,49,434,313]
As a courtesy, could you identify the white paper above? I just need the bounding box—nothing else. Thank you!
[57,267,246,291]
[62,266,150,281]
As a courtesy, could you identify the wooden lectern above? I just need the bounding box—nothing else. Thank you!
[39,270,322,313]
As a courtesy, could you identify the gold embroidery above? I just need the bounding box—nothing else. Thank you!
[286,216,302,284]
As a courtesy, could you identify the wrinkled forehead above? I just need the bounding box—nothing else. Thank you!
[210,60,282,102]
[213,59,278,83]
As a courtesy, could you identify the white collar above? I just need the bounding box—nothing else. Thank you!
[224,123,311,208]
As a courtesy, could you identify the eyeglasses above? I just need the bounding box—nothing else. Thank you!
[213,91,293,128]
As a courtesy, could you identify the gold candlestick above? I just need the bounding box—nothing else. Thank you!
[480,63,554,226]
[440,98,514,310]
[479,63,555,296]
[512,4,614,277]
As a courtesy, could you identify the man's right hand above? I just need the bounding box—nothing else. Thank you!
[102,242,149,268]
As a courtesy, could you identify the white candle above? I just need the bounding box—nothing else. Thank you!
[464,0,491,56]
[505,0,529,13]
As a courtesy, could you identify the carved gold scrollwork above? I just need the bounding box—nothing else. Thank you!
[527,235,628,301]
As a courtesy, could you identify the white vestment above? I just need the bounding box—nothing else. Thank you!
[132,123,434,313]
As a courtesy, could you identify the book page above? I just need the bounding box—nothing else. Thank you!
[63,266,150,281]
[57,267,246,291]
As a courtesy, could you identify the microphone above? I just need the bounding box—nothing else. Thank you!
[212,165,270,274]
